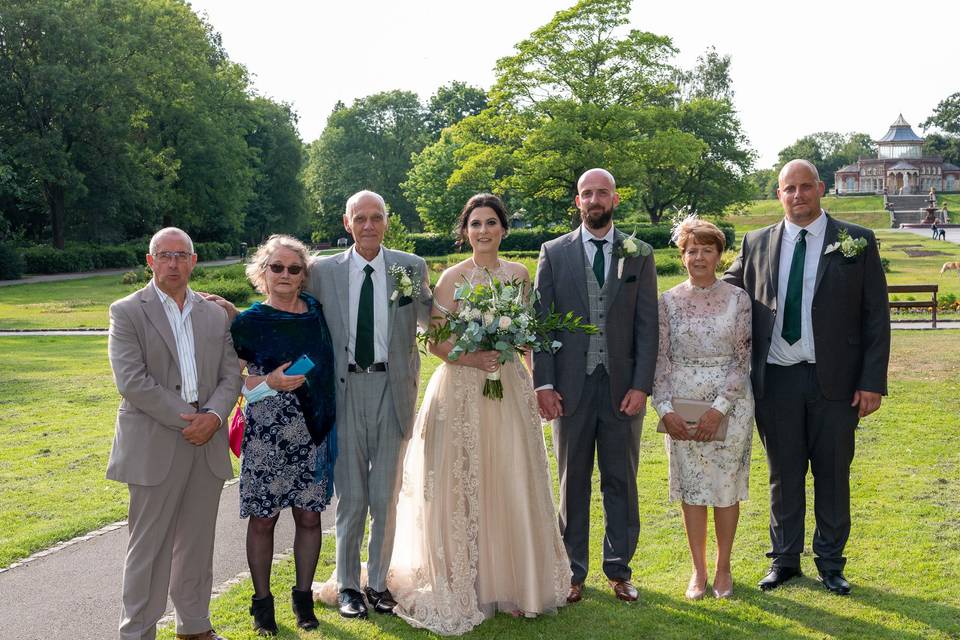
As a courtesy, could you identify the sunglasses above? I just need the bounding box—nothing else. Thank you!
[267,263,304,275]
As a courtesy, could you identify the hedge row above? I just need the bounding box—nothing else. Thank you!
[15,241,235,275]
[0,243,25,280]
[409,225,735,257]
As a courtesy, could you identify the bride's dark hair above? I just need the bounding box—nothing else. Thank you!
[455,193,510,248]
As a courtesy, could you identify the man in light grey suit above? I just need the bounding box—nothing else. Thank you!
[307,191,432,619]
[107,227,242,640]
[724,160,890,595]
[534,169,659,604]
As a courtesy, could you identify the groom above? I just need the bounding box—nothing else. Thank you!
[533,168,658,603]
[310,191,432,618]
[723,159,890,595]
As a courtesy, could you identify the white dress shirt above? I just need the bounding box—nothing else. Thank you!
[152,280,199,403]
[581,224,616,275]
[767,211,828,366]
[348,246,389,365]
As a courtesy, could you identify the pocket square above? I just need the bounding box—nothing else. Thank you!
[624,275,637,283]
[398,296,413,307]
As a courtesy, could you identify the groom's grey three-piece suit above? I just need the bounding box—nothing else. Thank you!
[534,226,658,584]
[308,246,431,593]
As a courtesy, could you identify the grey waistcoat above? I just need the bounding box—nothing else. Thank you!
[583,247,610,374]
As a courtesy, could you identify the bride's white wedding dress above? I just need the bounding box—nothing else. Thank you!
[318,263,570,635]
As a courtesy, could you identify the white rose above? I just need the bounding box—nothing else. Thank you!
[400,274,412,286]
[623,237,638,253]
[498,316,512,330]
[483,312,494,326]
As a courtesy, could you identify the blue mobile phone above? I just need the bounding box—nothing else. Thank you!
[285,354,316,376]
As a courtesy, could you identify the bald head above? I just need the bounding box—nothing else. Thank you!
[777,159,824,226]
[577,168,616,192]
[778,159,820,185]
[149,227,194,255]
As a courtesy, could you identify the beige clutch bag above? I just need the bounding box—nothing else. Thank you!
[657,398,728,442]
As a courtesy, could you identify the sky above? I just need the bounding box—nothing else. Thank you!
[188,0,958,168]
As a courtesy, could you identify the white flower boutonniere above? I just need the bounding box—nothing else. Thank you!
[388,263,420,304]
[612,232,651,278]
[824,229,868,259]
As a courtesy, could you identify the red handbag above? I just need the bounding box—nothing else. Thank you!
[228,399,245,458]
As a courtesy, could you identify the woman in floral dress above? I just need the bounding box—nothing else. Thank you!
[653,218,753,600]
[230,235,336,635]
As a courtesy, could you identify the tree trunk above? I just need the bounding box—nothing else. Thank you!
[43,182,67,249]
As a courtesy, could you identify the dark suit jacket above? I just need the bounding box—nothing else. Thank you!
[722,214,890,401]
[533,227,659,416]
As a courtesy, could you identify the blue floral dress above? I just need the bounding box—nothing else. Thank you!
[230,293,336,518]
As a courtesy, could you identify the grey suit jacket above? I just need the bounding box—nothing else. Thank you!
[106,285,243,486]
[533,227,659,417]
[307,247,432,438]
[722,214,890,400]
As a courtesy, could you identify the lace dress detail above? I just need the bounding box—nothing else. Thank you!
[652,280,754,507]
[386,263,570,634]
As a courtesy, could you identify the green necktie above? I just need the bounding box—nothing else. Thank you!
[356,264,375,369]
[781,229,807,345]
[590,238,607,288]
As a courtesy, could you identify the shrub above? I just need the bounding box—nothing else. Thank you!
[194,279,253,305]
[0,243,25,280]
[193,241,232,261]
[655,256,683,275]
[120,271,142,285]
[190,265,207,280]
[89,246,139,269]
[22,245,140,274]
[880,257,891,273]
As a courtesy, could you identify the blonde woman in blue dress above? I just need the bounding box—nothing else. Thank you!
[653,218,753,600]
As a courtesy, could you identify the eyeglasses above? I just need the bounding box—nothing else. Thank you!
[267,263,304,275]
[152,251,193,263]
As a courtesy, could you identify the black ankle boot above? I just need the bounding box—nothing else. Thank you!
[250,593,278,636]
[291,587,320,630]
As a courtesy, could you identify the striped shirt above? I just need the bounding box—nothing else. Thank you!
[152,280,199,404]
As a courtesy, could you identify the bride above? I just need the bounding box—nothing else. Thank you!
[387,193,570,634]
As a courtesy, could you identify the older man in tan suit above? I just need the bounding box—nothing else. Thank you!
[107,227,242,640]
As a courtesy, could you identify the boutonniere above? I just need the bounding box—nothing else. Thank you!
[612,232,651,278]
[388,263,420,304]
[824,229,867,259]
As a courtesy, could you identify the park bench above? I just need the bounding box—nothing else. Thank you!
[888,284,938,328]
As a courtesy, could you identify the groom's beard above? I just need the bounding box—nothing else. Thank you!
[582,205,613,229]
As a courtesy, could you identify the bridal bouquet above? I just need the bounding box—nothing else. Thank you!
[421,276,596,399]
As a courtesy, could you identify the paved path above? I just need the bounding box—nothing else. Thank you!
[0,259,241,288]
[890,226,960,243]
[0,481,336,640]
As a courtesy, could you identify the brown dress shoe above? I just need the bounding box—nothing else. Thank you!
[609,579,639,602]
[566,582,584,603]
[176,631,228,640]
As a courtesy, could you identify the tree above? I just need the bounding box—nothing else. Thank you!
[923,92,960,134]
[405,0,753,227]
[775,131,874,191]
[425,81,488,138]
[924,132,960,166]
[243,98,308,244]
[304,90,429,240]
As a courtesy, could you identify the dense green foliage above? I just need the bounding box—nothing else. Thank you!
[0,0,306,250]
[774,132,876,192]
[0,242,23,279]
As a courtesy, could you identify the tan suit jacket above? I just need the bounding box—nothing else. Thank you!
[106,284,242,486]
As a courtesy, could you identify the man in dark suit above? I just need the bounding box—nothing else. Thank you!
[534,168,659,604]
[723,159,890,595]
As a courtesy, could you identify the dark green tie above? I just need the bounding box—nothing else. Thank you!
[781,229,807,345]
[356,264,375,369]
[590,238,607,288]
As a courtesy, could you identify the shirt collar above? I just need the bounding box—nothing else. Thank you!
[350,245,386,273]
[783,209,828,241]
[152,280,194,310]
[580,224,616,247]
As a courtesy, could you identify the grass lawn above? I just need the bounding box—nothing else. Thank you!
[2,332,958,638]
[149,329,960,639]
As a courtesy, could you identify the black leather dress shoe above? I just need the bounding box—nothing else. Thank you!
[818,570,851,595]
[364,586,398,615]
[338,589,368,619]
[758,566,802,591]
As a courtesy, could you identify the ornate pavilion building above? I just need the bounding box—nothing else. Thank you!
[834,114,960,194]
